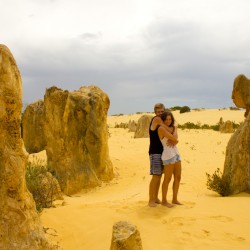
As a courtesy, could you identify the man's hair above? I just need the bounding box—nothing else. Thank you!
[154,103,165,113]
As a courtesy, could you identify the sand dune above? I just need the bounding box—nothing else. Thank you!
[39,109,250,250]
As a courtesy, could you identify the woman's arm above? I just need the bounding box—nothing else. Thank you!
[158,126,178,143]
[173,126,178,139]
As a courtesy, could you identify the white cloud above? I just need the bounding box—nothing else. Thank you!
[1,0,250,114]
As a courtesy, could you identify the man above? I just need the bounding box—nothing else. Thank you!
[148,103,178,207]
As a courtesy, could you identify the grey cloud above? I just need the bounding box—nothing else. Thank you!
[17,15,250,115]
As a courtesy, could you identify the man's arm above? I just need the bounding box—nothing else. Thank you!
[151,116,172,132]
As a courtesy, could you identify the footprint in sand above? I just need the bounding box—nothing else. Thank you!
[116,201,147,213]
[178,229,211,243]
[202,229,210,236]
[224,232,245,242]
[209,215,233,222]
[162,216,196,226]
[182,201,196,209]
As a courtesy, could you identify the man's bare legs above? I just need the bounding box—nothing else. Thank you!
[162,164,174,208]
[172,161,182,205]
[155,178,161,204]
[149,175,162,207]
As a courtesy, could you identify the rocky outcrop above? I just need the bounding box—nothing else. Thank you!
[128,120,137,132]
[0,44,53,249]
[110,221,143,250]
[219,120,234,133]
[134,115,153,138]
[43,85,113,195]
[232,74,250,117]
[223,75,250,193]
[22,85,114,195]
[22,100,46,153]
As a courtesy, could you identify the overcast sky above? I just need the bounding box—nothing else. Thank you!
[1,0,250,114]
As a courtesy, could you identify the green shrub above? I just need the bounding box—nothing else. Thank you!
[111,113,124,116]
[178,122,200,129]
[180,106,191,113]
[178,122,222,131]
[232,121,241,129]
[25,159,54,212]
[229,106,240,110]
[210,124,220,131]
[206,168,232,196]
[170,106,182,111]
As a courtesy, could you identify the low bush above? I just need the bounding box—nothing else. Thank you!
[180,106,191,113]
[169,106,182,111]
[26,158,56,212]
[178,122,220,131]
[206,168,232,196]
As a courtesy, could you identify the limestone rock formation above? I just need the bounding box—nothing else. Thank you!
[134,115,153,138]
[232,74,250,117]
[0,45,53,249]
[223,75,250,193]
[22,85,114,195]
[219,120,234,133]
[110,221,143,250]
[22,100,46,153]
[43,85,113,195]
[128,120,137,132]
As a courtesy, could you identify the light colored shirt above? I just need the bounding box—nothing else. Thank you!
[161,137,179,161]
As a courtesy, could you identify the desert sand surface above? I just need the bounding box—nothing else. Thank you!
[38,109,250,250]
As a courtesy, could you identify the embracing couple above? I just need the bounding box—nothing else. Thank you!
[148,103,182,208]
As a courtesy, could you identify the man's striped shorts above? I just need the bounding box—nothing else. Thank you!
[149,154,163,175]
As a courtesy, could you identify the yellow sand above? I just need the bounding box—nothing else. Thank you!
[38,109,250,250]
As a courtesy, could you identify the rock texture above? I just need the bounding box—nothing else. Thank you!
[22,100,46,153]
[110,221,143,250]
[0,45,53,249]
[23,85,114,195]
[219,120,234,133]
[223,74,250,193]
[232,74,250,117]
[134,115,153,138]
[128,120,137,132]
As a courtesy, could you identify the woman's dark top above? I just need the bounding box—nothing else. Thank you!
[148,116,163,155]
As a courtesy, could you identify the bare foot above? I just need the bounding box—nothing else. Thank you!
[155,198,161,204]
[148,201,157,207]
[161,202,174,208]
[172,200,183,205]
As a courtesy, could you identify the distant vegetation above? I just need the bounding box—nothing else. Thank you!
[114,119,241,131]
[169,106,182,111]
[110,107,243,116]
[178,122,220,131]
[179,106,191,113]
[111,113,124,116]
[229,106,240,110]
[178,120,241,131]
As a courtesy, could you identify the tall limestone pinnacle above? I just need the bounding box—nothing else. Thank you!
[0,44,55,249]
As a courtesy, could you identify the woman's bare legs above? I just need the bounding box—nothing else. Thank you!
[172,161,182,205]
[162,164,174,208]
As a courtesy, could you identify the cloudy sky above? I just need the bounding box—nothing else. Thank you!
[1,0,250,114]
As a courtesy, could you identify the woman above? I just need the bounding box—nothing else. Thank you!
[158,111,182,208]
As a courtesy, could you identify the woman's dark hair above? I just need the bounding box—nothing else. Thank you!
[161,111,175,127]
